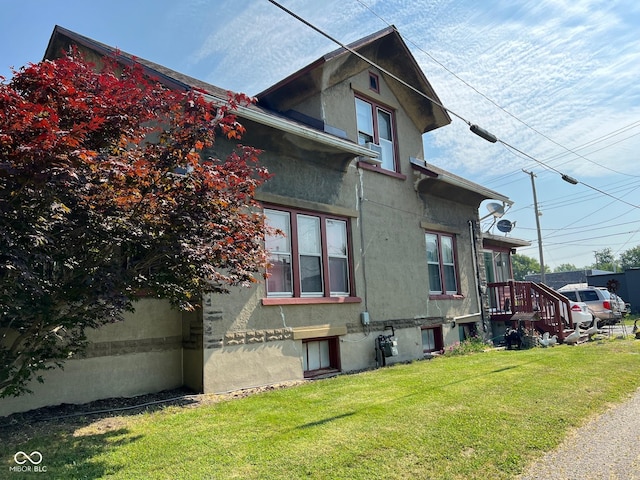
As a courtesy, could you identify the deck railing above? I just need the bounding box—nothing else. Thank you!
[487,280,573,341]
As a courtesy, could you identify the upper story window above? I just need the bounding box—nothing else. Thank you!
[368,72,380,93]
[425,232,459,295]
[355,96,397,172]
[265,207,352,299]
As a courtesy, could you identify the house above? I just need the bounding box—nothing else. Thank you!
[1,26,525,417]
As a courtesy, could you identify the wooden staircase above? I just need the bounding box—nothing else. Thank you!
[487,280,576,343]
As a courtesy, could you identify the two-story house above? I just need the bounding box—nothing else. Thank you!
[1,25,523,416]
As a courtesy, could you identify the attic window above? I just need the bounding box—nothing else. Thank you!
[368,72,379,93]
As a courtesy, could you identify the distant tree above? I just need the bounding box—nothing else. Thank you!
[554,263,578,273]
[619,246,640,271]
[592,248,618,272]
[0,50,271,397]
[511,254,540,281]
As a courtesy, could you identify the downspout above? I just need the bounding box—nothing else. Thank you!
[469,220,487,332]
[357,168,369,313]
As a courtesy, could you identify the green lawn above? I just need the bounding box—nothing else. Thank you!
[2,337,640,480]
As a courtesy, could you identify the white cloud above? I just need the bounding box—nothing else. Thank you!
[181,0,640,268]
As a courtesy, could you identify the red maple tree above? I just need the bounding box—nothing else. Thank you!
[0,49,271,397]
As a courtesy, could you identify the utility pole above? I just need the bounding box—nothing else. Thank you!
[523,170,545,284]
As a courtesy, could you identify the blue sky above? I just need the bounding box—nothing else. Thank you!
[2,0,640,271]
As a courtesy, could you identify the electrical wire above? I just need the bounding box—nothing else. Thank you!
[266,0,640,211]
[266,0,463,124]
[268,0,640,270]
[482,122,640,188]
[498,142,640,209]
[354,0,640,180]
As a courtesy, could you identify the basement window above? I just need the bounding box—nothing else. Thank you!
[421,326,443,353]
[302,337,340,377]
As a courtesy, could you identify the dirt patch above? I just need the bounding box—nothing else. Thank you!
[0,380,307,443]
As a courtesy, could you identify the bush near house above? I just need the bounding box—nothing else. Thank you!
[0,50,270,398]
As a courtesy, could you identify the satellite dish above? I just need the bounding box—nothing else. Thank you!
[497,219,514,233]
[486,202,505,217]
[480,202,505,221]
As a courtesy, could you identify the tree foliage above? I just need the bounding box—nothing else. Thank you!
[592,248,618,272]
[511,254,540,281]
[619,246,640,271]
[0,50,271,397]
[553,263,578,273]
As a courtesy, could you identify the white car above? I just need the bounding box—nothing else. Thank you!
[566,301,593,329]
[558,285,622,326]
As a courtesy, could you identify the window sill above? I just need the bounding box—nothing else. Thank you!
[304,368,340,379]
[428,294,465,300]
[262,296,362,306]
[356,161,406,180]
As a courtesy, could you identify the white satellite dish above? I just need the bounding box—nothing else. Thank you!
[480,202,505,221]
[497,219,514,233]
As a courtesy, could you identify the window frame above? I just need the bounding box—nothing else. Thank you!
[263,205,359,305]
[302,337,340,377]
[354,94,399,173]
[368,71,380,93]
[425,231,461,298]
[483,249,512,283]
[421,326,444,353]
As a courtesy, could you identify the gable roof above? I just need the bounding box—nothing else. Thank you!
[257,26,451,134]
[43,25,375,164]
[42,26,512,206]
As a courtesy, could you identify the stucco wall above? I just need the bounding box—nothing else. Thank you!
[0,299,183,417]
[202,340,303,393]
[196,65,485,394]
[340,323,460,373]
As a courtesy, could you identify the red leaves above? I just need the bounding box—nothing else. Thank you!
[1,47,272,320]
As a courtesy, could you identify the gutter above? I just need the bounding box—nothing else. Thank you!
[48,26,376,160]
[410,157,511,205]
[438,174,511,205]
[201,93,377,159]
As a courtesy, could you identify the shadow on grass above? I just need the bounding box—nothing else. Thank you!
[0,387,196,478]
[369,358,544,407]
[297,412,356,429]
[435,357,544,389]
[0,387,198,443]
[2,427,142,479]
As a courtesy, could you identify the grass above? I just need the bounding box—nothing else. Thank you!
[2,336,640,479]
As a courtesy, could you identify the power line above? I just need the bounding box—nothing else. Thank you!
[482,122,640,188]
[266,0,640,211]
[354,0,640,180]
[498,142,640,209]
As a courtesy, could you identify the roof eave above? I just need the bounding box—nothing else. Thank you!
[201,93,375,158]
[410,158,511,205]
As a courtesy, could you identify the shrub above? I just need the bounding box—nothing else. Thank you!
[444,336,488,356]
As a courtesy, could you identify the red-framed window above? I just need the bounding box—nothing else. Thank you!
[425,232,459,295]
[264,206,354,300]
[355,95,397,172]
[421,326,443,353]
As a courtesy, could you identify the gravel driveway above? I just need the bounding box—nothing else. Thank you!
[518,386,640,479]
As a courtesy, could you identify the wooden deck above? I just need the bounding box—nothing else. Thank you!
[488,280,576,343]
